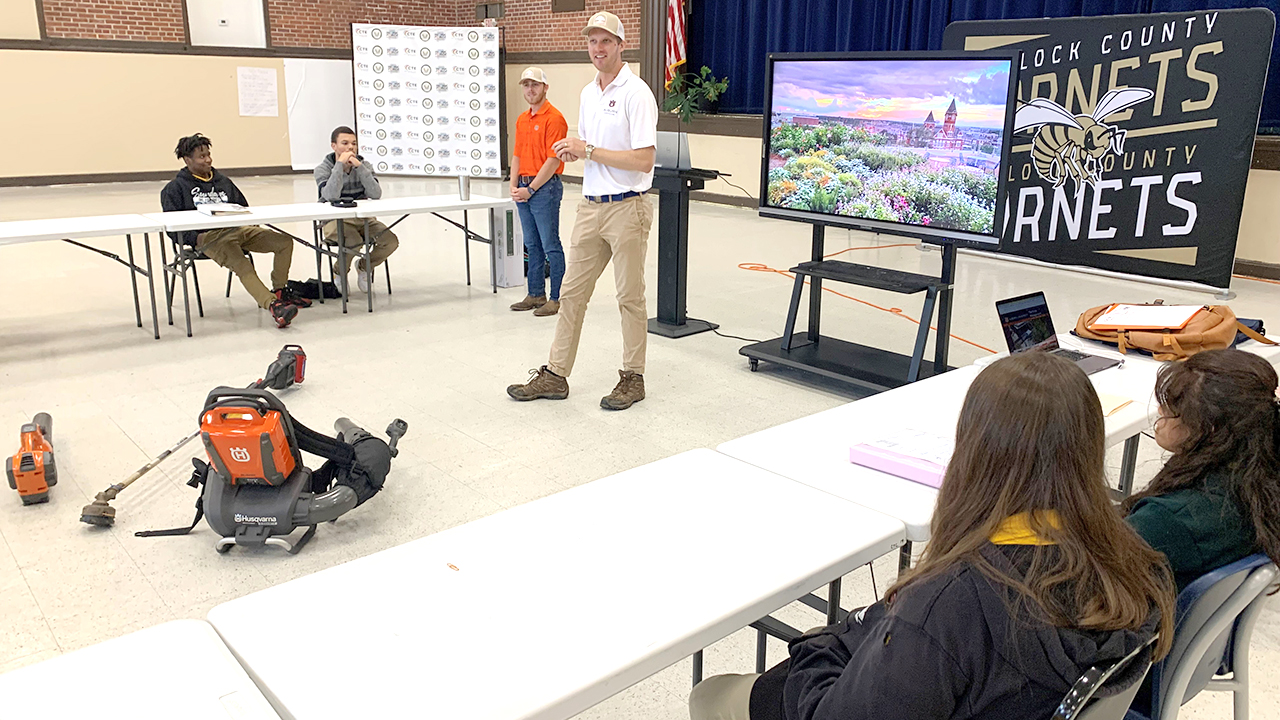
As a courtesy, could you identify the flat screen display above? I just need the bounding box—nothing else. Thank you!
[759,52,1017,244]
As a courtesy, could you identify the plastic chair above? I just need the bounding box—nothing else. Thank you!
[1055,635,1156,720]
[1127,553,1278,720]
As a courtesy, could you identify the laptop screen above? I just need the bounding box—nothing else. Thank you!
[996,292,1060,354]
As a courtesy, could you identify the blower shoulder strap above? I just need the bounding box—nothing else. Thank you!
[135,458,209,538]
[291,419,355,466]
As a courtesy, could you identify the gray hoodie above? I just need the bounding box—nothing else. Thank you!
[314,153,383,202]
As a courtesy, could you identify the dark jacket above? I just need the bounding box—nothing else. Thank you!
[1127,471,1257,593]
[314,153,382,202]
[159,167,249,246]
[767,545,1159,720]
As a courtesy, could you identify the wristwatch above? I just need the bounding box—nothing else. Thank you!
[585,144,596,161]
[528,184,537,196]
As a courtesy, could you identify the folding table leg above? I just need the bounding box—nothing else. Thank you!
[464,209,472,286]
[313,221,325,304]
[1118,435,1139,496]
[179,253,194,338]
[125,234,143,328]
[780,273,806,352]
[337,221,348,314]
[160,239,174,326]
[191,262,204,317]
[908,287,938,383]
[826,578,842,626]
[144,233,160,340]
[756,628,768,673]
[898,542,913,573]
[364,219,373,313]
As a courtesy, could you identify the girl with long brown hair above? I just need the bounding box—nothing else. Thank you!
[690,352,1174,720]
[1123,348,1280,592]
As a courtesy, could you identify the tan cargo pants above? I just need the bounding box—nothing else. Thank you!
[197,226,294,309]
[548,194,653,377]
[322,218,400,273]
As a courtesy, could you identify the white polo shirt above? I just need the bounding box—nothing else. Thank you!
[578,63,658,196]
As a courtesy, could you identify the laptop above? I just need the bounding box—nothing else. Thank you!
[995,292,1121,375]
[655,131,691,170]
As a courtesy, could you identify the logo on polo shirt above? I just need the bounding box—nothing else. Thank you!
[609,100,616,107]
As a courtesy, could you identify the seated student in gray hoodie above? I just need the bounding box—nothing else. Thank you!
[314,126,399,293]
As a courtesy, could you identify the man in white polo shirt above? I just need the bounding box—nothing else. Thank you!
[506,10,658,411]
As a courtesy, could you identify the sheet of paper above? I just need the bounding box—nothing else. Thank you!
[1097,392,1134,417]
[862,428,954,467]
[237,66,279,117]
[1090,303,1202,330]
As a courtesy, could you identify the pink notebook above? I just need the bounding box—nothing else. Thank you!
[849,430,951,489]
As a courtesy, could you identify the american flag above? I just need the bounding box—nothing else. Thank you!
[665,0,687,89]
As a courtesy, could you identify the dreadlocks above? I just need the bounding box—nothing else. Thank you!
[175,134,212,159]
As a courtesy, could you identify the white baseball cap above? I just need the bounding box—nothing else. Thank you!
[519,66,549,85]
[581,11,625,42]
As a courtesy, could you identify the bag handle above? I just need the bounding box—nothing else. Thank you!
[1236,322,1277,346]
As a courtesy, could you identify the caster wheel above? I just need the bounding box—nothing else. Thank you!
[216,544,233,554]
[749,359,759,372]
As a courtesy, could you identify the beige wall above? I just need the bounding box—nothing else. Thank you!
[0,0,41,40]
[686,132,1280,268]
[1238,169,1280,265]
[0,50,291,178]
[503,61,639,181]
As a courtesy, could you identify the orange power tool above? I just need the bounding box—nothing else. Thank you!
[6,413,57,505]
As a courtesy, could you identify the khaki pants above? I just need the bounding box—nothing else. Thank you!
[689,673,759,720]
[198,226,294,309]
[548,195,653,377]
[323,218,400,273]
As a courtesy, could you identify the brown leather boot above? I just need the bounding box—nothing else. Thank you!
[533,299,560,317]
[510,295,548,311]
[506,366,569,401]
[600,370,644,410]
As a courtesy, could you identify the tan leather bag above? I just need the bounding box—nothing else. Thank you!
[1074,304,1275,361]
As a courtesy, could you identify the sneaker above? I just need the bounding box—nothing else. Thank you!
[506,366,569,401]
[331,263,348,296]
[600,370,644,410]
[274,287,312,308]
[356,265,372,294]
[532,299,560,317]
[510,295,548,312]
[269,299,298,329]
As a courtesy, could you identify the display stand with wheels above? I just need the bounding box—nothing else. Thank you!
[740,224,956,393]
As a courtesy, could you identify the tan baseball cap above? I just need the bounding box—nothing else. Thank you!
[581,11,625,42]
[519,67,549,85]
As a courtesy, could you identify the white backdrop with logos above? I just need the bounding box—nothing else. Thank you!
[351,23,503,178]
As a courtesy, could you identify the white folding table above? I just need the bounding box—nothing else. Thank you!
[0,619,279,719]
[352,193,520,311]
[718,351,1169,570]
[0,213,163,339]
[145,204,358,336]
[208,449,905,720]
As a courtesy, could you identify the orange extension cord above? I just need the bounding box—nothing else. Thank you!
[739,242,1000,354]
[1234,274,1280,287]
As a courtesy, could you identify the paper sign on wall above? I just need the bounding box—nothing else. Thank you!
[237,66,279,117]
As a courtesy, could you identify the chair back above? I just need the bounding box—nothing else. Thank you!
[1149,553,1278,717]
[1054,636,1156,720]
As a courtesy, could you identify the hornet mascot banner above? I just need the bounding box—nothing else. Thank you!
[944,9,1274,290]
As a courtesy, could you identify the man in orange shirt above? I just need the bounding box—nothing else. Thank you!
[509,66,568,316]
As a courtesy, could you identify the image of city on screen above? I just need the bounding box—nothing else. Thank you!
[765,57,1013,238]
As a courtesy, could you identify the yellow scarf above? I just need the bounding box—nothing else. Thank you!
[990,511,1061,546]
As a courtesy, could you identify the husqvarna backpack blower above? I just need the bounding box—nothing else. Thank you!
[138,387,407,554]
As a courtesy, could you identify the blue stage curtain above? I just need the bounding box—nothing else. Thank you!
[689,0,1278,131]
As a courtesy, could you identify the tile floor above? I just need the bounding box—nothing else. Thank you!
[1,174,1277,718]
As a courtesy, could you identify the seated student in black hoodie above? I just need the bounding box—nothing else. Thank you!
[689,353,1175,720]
[1123,349,1280,593]
[314,126,399,294]
[160,134,301,328]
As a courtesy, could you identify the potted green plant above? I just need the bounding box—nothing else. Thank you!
[663,66,730,122]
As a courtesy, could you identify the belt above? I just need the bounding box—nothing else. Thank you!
[584,191,641,203]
